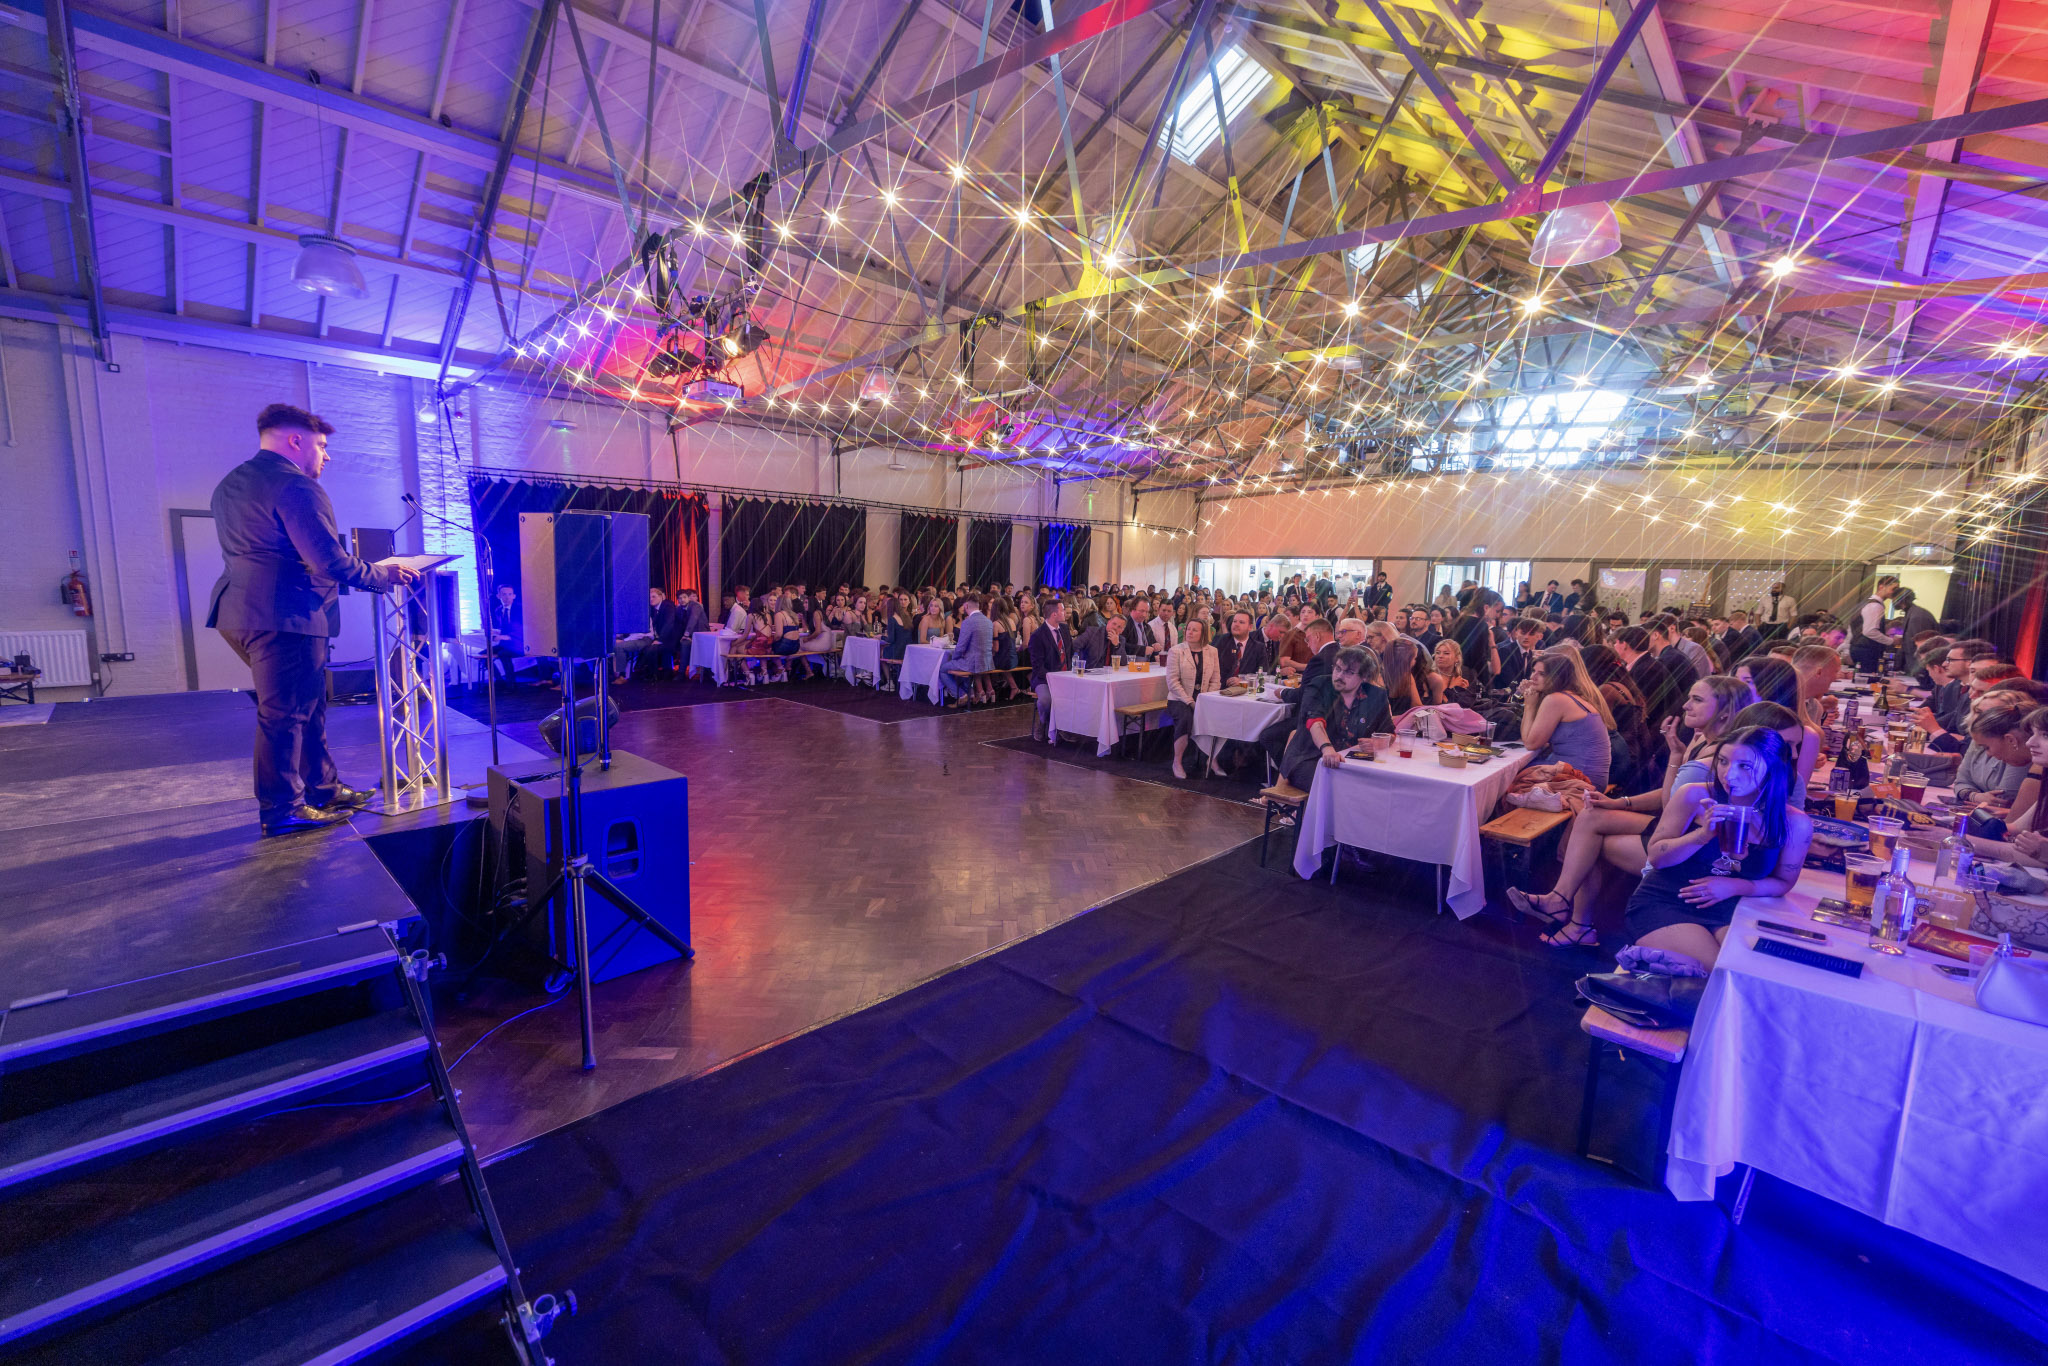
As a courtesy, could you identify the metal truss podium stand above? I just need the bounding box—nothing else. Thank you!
[370,560,460,815]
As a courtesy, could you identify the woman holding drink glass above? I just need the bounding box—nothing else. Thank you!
[1617,727,1813,970]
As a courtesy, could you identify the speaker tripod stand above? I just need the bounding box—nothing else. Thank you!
[518,656,692,1071]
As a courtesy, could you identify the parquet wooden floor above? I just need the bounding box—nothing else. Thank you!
[439,698,1266,1157]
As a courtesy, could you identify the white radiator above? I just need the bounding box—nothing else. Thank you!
[0,629,93,687]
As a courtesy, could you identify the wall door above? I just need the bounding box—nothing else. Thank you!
[171,512,254,692]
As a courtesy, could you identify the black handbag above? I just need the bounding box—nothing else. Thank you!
[1574,972,1706,1030]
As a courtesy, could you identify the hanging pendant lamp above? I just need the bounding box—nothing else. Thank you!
[1529,202,1621,268]
[291,234,369,299]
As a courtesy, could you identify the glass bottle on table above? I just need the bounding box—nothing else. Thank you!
[1932,812,1974,885]
[1868,844,1918,955]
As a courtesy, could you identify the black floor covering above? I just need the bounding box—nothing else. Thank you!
[986,731,1268,803]
[474,843,2048,1365]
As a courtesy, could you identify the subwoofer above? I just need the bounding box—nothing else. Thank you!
[488,749,690,985]
[517,510,650,657]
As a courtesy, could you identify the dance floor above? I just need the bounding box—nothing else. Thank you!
[448,840,2048,1365]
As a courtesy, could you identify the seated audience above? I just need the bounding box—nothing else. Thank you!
[1620,726,1812,969]
[1166,619,1224,780]
[1732,654,1821,788]
[1432,639,1476,707]
[1217,610,1268,681]
[1028,602,1072,743]
[1955,700,2036,809]
[1519,647,1614,788]
[940,596,993,707]
[1512,674,1755,946]
[1279,646,1392,793]
[1967,706,2048,866]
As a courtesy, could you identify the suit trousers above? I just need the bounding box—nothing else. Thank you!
[219,628,339,821]
[1034,682,1057,741]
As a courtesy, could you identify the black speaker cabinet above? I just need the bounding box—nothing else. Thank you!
[517,510,650,657]
[488,750,688,984]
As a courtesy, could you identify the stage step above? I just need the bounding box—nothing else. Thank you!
[0,928,400,1070]
[0,1009,427,1193]
[148,1226,508,1366]
[0,1107,463,1347]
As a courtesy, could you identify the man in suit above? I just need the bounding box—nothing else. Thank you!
[613,587,677,681]
[208,404,417,836]
[1539,580,1566,614]
[486,583,522,684]
[1495,617,1548,693]
[1217,610,1268,681]
[941,595,994,707]
[1613,627,1685,731]
[1360,571,1393,615]
[670,588,708,679]
[1123,598,1164,659]
[1650,615,1701,693]
[1075,612,1124,671]
[1028,601,1073,742]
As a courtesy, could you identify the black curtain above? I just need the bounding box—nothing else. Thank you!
[1953,482,2048,675]
[967,519,1013,587]
[468,477,708,602]
[898,513,958,590]
[719,498,866,596]
[1036,522,1089,590]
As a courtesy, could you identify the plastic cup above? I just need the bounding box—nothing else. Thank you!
[1397,740,1414,759]
[1844,854,1885,915]
[1373,732,1393,753]
[1899,777,1928,804]
[1866,816,1904,861]
[1833,793,1860,820]
[1922,883,1974,931]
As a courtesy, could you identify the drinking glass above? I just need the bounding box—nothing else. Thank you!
[1899,776,1928,804]
[1922,883,1974,931]
[1866,816,1904,861]
[1715,804,1754,863]
[1844,854,1885,915]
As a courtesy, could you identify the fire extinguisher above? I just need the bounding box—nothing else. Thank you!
[62,551,92,618]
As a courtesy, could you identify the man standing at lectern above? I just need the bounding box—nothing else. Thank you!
[208,404,418,836]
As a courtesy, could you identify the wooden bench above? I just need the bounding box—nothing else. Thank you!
[1256,780,1309,866]
[727,646,839,683]
[1114,698,1171,758]
[1479,805,1573,905]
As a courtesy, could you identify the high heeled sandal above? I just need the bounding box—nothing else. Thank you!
[1540,919,1600,949]
[1507,887,1572,928]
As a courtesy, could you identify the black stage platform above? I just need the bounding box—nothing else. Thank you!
[0,691,545,1002]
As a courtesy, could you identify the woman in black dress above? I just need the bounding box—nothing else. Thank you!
[1613,725,1812,967]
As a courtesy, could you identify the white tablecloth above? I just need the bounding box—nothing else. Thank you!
[1045,667,1172,755]
[691,631,737,684]
[841,634,882,685]
[1292,745,1533,916]
[1669,875,2048,1290]
[898,643,948,702]
[1192,690,1288,759]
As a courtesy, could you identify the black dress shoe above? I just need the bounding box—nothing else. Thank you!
[324,785,375,810]
[262,805,351,837]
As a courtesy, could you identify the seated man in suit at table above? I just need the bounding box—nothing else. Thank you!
[941,596,994,708]
[1074,612,1124,671]
[1027,601,1072,743]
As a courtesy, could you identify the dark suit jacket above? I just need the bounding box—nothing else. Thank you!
[1217,633,1268,680]
[207,451,397,636]
[1074,622,1115,668]
[1292,642,1341,718]
[676,600,711,639]
[1027,622,1072,687]
[651,600,682,650]
[1659,644,1700,695]
[1629,652,1685,728]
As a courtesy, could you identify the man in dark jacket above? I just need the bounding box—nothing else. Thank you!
[1075,612,1124,672]
[208,404,415,835]
[1027,602,1074,742]
[1613,627,1684,731]
[1216,610,1269,681]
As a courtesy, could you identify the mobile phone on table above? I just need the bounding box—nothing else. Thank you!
[1756,919,1829,944]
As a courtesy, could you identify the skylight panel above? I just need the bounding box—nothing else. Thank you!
[1162,46,1270,164]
